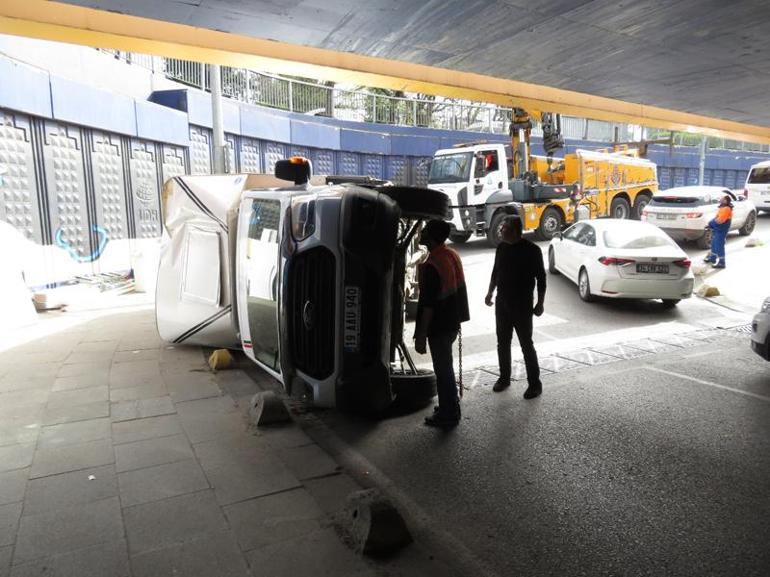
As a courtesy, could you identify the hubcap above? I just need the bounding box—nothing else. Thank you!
[544,216,558,233]
[579,273,588,296]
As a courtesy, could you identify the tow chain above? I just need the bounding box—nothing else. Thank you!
[457,326,463,398]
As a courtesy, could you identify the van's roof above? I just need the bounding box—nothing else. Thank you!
[749,160,770,169]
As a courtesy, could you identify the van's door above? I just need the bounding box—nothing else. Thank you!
[470,148,504,208]
[236,195,283,379]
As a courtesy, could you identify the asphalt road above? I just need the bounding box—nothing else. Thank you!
[318,214,770,577]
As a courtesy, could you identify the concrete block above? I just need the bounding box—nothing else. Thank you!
[697,285,721,297]
[343,489,412,557]
[208,349,233,371]
[249,391,291,426]
[745,237,764,247]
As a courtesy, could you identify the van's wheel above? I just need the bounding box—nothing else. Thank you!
[548,247,559,274]
[633,193,651,220]
[486,211,507,247]
[449,231,472,244]
[391,369,437,408]
[578,268,594,302]
[610,196,631,219]
[376,186,449,220]
[696,228,712,250]
[739,211,757,236]
[536,207,563,240]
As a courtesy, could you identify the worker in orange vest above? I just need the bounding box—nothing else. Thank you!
[704,195,733,269]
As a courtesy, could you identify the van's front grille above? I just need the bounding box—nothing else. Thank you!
[288,247,335,380]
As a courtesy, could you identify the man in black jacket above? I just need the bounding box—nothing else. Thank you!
[485,215,546,399]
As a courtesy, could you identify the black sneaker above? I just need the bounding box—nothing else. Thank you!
[523,386,542,400]
[424,413,459,428]
[492,379,511,392]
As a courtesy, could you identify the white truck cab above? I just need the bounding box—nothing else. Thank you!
[156,159,449,412]
[744,160,770,213]
[428,143,507,242]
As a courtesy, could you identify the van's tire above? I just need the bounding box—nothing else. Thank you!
[633,193,652,220]
[377,186,450,220]
[610,196,632,220]
[739,210,757,236]
[391,369,437,407]
[486,211,507,247]
[536,207,563,240]
[449,231,472,244]
[548,247,559,274]
[696,228,712,250]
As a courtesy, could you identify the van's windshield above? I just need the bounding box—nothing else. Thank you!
[748,167,770,184]
[428,153,472,184]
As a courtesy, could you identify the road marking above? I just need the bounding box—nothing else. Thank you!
[644,366,770,403]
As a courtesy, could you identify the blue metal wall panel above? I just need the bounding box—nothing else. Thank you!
[657,167,671,190]
[391,135,442,157]
[686,168,699,185]
[50,76,136,137]
[241,108,291,143]
[340,129,389,155]
[413,157,431,187]
[673,168,687,188]
[135,101,190,147]
[386,157,408,185]
[337,152,360,175]
[311,149,334,176]
[0,58,52,119]
[711,170,725,186]
[291,120,341,150]
[363,155,384,180]
[264,142,287,174]
[239,138,262,173]
[189,126,212,175]
[290,146,310,159]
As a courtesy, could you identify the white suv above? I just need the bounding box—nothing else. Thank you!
[751,297,770,361]
[641,186,757,249]
[744,161,770,213]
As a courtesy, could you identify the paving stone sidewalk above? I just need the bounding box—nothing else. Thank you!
[0,307,452,577]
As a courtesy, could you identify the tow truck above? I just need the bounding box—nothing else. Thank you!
[428,109,659,245]
[155,158,448,412]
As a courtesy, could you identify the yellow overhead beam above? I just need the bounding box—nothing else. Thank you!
[1,0,769,145]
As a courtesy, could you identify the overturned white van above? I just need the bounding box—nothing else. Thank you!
[156,159,449,412]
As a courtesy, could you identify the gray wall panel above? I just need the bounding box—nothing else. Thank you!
[161,144,186,184]
[189,125,212,175]
[41,121,91,260]
[0,110,42,243]
[239,138,261,173]
[128,140,162,239]
[91,131,128,242]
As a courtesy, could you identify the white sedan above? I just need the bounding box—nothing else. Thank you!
[548,219,694,307]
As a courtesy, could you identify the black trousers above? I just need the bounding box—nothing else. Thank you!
[496,299,541,388]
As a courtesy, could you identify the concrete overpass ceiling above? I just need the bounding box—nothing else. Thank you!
[51,0,770,129]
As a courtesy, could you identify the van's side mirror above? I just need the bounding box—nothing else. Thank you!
[554,231,563,240]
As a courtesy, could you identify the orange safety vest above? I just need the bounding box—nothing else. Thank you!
[422,244,466,301]
[715,205,732,225]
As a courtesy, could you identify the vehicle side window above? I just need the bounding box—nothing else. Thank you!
[473,150,499,178]
[576,225,596,246]
[563,223,584,241]
[246,199,282,372]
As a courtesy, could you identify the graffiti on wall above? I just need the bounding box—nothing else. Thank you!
[55,224,109,263]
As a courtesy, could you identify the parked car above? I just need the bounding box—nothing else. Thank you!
[751,296,770,361]
[744,160,770,213]
[156,159,450,413]
[641,186,757,249]
[548,219,694,307]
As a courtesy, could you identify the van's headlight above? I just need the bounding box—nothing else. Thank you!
[761,297,770,313]
[290,196,316,241]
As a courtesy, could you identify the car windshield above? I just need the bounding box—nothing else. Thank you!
[428,153,472,184]
[603,228,674,249]
[748,167,770,184]
[649,195,703,206]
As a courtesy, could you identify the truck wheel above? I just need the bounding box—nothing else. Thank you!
[633,193,651,220]
[377,186,450,220]
[610,196,631,219]
[449,231,472,244]
[739,211,756,236]
[391,369,437,408]
[536,207,563,241]
[486,211,507,247]
[696,228,712,250]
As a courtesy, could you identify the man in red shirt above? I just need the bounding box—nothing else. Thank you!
[414,220,470,428]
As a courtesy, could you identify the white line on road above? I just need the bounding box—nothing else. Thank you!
[644,366,770,403]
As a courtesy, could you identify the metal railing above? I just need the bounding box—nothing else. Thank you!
[96,49,768,152]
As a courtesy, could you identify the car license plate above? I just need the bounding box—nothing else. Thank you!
[656,214,676,220]
[343,286,361,352]
[636,263,669,274]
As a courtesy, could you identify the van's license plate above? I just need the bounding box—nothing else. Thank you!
[637,263,669,274]
[343,286,361,352]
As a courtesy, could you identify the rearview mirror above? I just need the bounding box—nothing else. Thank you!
[554,231,563,240]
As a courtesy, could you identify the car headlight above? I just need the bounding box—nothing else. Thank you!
[290,196,316,241]
[761,297,770,313]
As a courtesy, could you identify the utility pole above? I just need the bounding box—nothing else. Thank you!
[698,135,707,185]
[210,64,227,174]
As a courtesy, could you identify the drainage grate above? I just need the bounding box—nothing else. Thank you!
[732,324,753,334]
